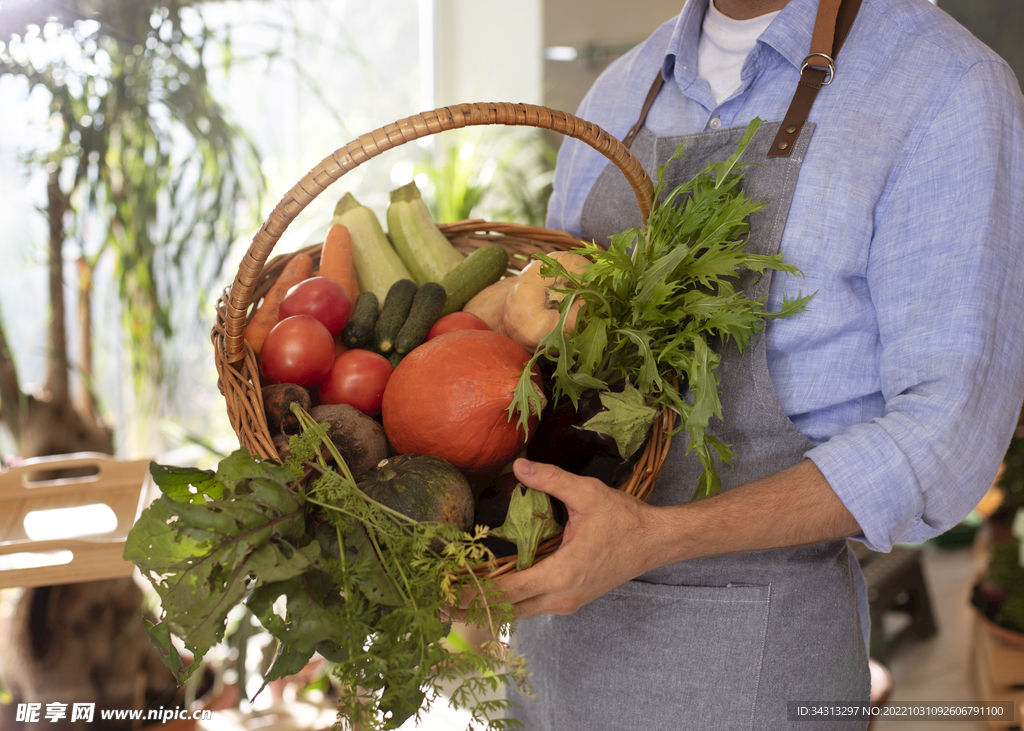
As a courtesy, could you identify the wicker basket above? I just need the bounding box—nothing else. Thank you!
[212,102,674,576]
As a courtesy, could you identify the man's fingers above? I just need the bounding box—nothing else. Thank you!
[508,595,554,620]
[512,458,598,506]
[495,561,551,607]
[498,562,588,619]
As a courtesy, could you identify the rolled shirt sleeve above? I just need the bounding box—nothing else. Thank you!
[805,60,1024,551]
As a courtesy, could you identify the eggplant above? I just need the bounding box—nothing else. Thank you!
[474,471,572,558]
[473,473,520,558]
[526,387,648,489]
[475,473,519,528]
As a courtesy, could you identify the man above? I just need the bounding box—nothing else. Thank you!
[497,0,1024,728]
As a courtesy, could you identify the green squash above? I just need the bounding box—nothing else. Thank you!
[358,454,474,532]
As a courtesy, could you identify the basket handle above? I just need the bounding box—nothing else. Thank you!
[221,102,655,363]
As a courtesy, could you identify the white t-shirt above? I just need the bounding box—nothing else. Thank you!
[697,1,780,105]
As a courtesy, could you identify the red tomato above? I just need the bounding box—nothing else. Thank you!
[278,276,352,337]
[260,315,335,387]
[319,349,393,415]
[427,311,490,341]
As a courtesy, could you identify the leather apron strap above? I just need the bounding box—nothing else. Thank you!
[622,74,665,150]
[621,0,863,155]
[769,0,863,156]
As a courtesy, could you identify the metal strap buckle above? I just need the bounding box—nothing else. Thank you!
[800,52,836,85]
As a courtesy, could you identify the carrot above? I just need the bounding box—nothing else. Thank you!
[318,223,360,301]
[243,252,314,355]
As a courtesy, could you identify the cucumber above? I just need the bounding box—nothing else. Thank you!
[374,279,418,354]
[439,244,510,316]
[395,282,447,354]
[341,291,379,350]
[387,182,465,286]
[333,193,414,303]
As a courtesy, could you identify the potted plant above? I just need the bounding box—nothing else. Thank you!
[971,407,1024,652]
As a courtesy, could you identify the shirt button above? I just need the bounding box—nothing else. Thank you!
[709,117,722,130]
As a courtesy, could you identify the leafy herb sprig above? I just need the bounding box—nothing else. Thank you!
[510,119,813,498]
[125,405,528,731]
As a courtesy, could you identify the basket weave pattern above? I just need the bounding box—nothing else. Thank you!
[211,102,669,576]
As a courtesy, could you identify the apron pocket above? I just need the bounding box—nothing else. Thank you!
[510,580,771,731]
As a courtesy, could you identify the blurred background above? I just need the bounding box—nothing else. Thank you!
[0,0,1021,729]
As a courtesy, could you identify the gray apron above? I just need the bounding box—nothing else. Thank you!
[509,122,870,730]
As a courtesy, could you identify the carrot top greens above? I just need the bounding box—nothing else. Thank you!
[126,405,527,731]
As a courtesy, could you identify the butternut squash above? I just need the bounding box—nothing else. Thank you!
[463,276,517,333]
[501,252,590,352]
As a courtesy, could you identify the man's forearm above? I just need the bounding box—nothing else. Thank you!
[491,458,864,619]
[643,459,863,571]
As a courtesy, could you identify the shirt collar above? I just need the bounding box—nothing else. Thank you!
[663,0,710,87]
[662,0,820,85]
[758,0,819,70]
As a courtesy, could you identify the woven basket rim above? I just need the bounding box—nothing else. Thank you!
[217,102,654,365]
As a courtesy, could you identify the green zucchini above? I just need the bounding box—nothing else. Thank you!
[341,291,379,350]
[374,279,418,354]
[395,282,447,354]
[387,182,465,285]
[333,193,414,303]
[439,244,510,316]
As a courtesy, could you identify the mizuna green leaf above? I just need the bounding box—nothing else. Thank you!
[510,118,813,497]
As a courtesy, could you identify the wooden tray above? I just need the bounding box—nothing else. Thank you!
[0,453,150,588]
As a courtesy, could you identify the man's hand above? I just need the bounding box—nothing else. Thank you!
[495,458,663,619]
[494,456,862,620]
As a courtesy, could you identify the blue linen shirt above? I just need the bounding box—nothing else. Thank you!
[547,0,1024,552]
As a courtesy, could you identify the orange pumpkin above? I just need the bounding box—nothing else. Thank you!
[381,329,545,473]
